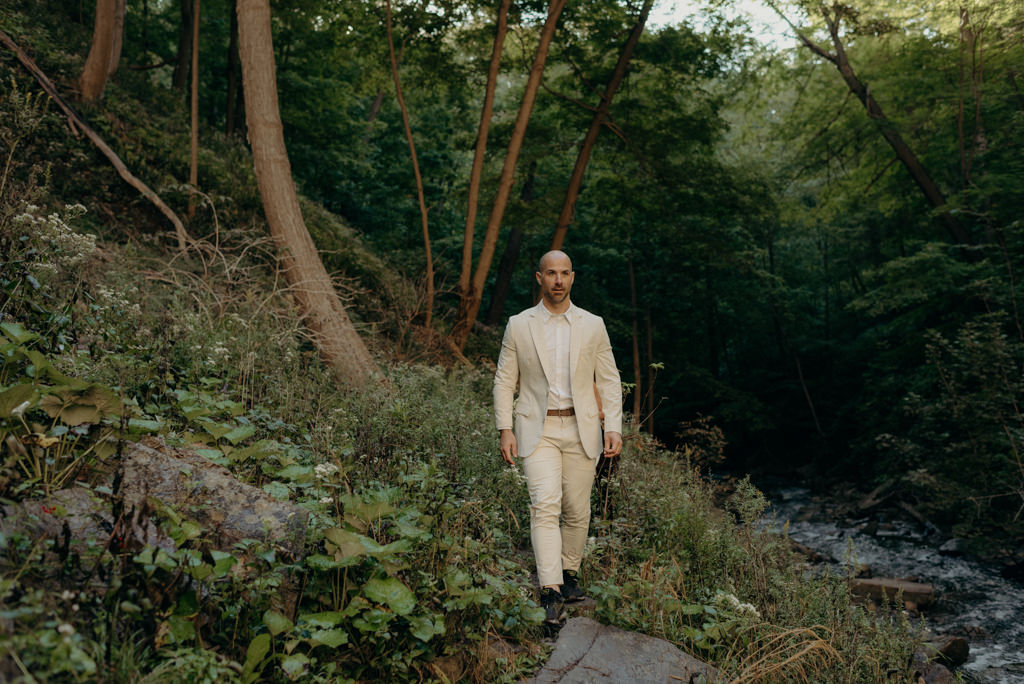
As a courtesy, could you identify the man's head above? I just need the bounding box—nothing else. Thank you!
[536,250,574,312]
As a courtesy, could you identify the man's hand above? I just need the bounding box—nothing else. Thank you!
[603,431,623,458]
[499,429,519,465]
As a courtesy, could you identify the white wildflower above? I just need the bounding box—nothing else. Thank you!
[11,401,31,418]
[319,496,334,504]
[314,462,339,479]
[57,623,75,636]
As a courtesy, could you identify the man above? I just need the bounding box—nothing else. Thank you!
[493,250,623,625]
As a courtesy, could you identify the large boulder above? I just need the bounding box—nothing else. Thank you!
[528,617,720,683]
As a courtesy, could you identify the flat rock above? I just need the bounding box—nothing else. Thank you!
[850,577,935,608]
[527,617,720,683]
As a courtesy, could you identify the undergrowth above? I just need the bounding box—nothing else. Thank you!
[0,73,923,682]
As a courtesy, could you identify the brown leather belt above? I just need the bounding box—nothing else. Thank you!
[546,407,575,417]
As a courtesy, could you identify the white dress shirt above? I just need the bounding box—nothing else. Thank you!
[538,300,574,411]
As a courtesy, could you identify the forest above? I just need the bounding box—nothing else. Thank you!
[1,0,1022,680]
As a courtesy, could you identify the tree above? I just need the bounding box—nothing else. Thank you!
[385,0,434,328]
[188,0,200,219]
[770,1,972,245]
[452,0,568,351]
[236,0,376,385]
[79,0,125,101]
[550,0,653,251]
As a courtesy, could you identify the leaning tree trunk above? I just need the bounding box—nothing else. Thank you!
[236,0,376,385]
[385,0,433,328]
[79,0,125,101]
[452,0,567,351]
[188,0,200,219]
[456,0,511,328]
[550,0,652,251]
[775,2,971,245]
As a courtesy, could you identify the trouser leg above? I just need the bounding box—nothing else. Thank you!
[560,422,595,573]
[522,425,563,587]
[522,415,595,586]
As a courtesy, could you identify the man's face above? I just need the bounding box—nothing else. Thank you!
[536,254,574,307]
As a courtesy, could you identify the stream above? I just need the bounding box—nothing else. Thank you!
[761,485,1024,683]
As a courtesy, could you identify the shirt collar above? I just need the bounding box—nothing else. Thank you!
[537,299,574,322]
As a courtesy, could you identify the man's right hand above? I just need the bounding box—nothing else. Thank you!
[499,429,518,465]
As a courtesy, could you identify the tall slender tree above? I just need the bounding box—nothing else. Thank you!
[385,0,433,328]
[236,0,376,385]
[452,0,567,351]
[550,0,653,251]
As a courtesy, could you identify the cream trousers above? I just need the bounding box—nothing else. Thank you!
[522,415,597,587]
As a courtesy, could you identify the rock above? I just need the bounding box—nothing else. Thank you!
[527,617,720,683]
[911,649,957,684]
[0,437,309,614]
[938,538,967,556]
[923,635,969,667]
[121,437,307,560]
[850,578,935,608]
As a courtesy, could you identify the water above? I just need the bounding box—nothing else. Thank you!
[763,487,1024,683]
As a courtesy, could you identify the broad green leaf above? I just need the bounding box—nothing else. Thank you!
[276,464,313,481]
[323,528,367,560]
[0,383,38,418]
[280,653,309,681]
[127,417,163,432]
[407,614,445,642]
[300,611,346,627]
[363,577,416,615]
[241,633,271,682]
[0,321,35,343]
[223,423,255,444]
[263,609,293,636]
[310,628,348,648]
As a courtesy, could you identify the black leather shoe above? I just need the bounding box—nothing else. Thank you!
[540,587,565,625]
[562,569,586,603]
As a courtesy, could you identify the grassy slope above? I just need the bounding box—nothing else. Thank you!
[0,7,921,682]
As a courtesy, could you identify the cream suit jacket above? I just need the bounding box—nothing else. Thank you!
[494,303,622,461]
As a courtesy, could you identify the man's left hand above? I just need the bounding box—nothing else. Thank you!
[603,431,623,458]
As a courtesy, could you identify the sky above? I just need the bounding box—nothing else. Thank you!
[647,0,798,49]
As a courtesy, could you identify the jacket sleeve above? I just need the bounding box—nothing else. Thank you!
[493,320,519,431]
[593,319,622,434]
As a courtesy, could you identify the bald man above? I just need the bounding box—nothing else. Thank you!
[493,250,623,626]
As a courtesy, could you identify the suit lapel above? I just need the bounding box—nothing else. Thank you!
[569,307,583,381]
[527,309,553,383]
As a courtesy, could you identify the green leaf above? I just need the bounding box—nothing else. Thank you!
[263,609,293,636]
[223,423,255,444]
[300,611,346,627]
[241,633,271,682]
[407,614,445,642]
[363,577,416,616]
[323,528,367,560]
[280,653,309,681]
[0,321,36,344]
[0,383,38,418]
[276,464,313,481]
[127,417,163,432]
[310,628,348,648]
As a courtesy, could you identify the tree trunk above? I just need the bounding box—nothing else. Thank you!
[645,307,654,435]
[452,0,567,351]
[457,0,512,328]
[486,160,536,325]
[79,0,124,101]
[236,0,376,385]
[188,0,200,219]
[628,256,642,423]
[779,3,971,245]
[385,0,433,328]
[550,0,652,251]
[225,0,240,136]
[173,0,193,91]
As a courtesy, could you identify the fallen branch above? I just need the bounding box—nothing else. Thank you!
[0,28,192,250]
